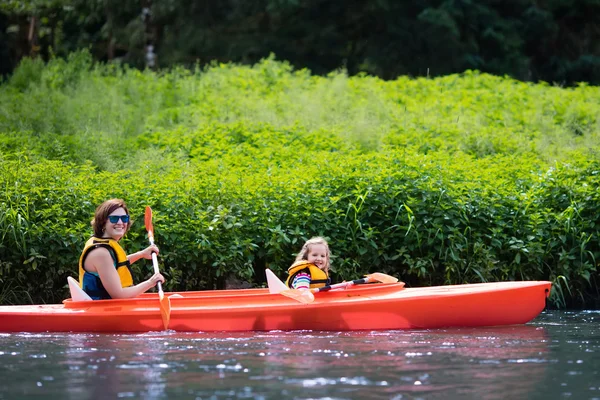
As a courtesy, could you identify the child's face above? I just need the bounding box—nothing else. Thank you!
[307,244,328,270]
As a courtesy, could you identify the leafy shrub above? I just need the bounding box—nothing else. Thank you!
[0,53,598,307]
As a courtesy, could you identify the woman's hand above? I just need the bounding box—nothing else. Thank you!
[140,244,159,259]
[127,245,159,264]
[148,271,165,287]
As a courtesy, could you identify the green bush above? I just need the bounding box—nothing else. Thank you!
[0,52,598,307]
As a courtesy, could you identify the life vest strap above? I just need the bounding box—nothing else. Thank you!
[85,243,130,268]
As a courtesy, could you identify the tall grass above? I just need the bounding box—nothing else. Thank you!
[2,52,598,170]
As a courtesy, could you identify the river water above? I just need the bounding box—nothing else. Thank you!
[0,310,598,400]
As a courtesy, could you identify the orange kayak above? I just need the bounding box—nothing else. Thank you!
[0,281,551,333]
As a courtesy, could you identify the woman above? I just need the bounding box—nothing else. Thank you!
[78,198,165,300]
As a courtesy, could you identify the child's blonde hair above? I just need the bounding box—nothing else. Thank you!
[294,236,331,272]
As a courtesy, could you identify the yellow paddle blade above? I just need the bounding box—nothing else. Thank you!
[280,289,315,304]
[146,206,170,330]
[366,273,399,284]
[144,207,154,241]
[159,291,171,330]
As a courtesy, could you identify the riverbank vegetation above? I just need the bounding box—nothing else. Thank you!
[2,1,600,85]
[1,51,598,307]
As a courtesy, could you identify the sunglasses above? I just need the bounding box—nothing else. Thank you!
[108,215,130,223]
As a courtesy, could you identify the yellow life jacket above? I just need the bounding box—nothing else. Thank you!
[286,260,330,289]
[78,237,134,299]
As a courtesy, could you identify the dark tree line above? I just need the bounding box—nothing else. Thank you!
[1,0,600,84]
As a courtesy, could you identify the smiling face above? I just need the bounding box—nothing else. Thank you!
[92,199,131,239]
[103,207,129,240]
[306,243,329,271]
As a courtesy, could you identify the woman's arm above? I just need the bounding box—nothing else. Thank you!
[86,247,164,299]
[127,244,159,264]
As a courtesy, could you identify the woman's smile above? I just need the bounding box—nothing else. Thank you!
[104,207,128,239]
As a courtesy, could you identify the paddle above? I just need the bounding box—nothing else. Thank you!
[281,272,400,304]
[144,206,171,330]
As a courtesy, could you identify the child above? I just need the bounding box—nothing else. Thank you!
[286,237,332,289]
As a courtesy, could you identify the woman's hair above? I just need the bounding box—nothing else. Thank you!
[294,236,331,272]
[91,198,132,238]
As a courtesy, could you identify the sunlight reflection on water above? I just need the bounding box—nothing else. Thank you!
[0,311,598,399]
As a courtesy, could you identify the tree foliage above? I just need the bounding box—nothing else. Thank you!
[1,0,600,84]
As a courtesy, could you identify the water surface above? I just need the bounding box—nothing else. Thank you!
[0,310,598,399]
